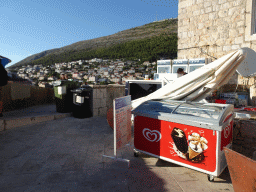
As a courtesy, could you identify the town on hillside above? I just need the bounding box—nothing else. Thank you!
[6,58,158,88]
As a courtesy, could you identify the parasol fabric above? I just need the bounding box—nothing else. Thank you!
[131,47,255,110]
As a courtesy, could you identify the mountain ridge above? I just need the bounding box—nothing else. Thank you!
[10,18,178,68]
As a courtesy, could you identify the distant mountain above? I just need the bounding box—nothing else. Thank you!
[14,49,59,66]
[10,18,178,68]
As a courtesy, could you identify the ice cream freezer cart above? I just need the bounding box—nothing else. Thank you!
[132,100,234,181]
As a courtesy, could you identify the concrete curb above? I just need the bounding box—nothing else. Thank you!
[0,113,71,131]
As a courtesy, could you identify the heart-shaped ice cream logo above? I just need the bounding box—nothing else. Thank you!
[224,124,231,138]
[142,128,162,142]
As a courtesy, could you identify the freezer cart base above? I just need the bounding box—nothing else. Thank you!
[133,148,225,180]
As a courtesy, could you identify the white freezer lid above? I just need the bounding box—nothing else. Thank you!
[132,100,234,131]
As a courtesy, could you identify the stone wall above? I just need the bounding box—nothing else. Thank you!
[1,82,54,112]
[1,82,125,117]
[91,84,125,117]
[178,0,256,105]
[178,0,249,59]
[233,119,256,159]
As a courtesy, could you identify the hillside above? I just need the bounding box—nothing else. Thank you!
[10,19,178,68]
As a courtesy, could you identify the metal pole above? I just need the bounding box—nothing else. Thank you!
[113,99,117,157]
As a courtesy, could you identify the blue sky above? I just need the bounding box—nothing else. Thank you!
[1,0,178,67]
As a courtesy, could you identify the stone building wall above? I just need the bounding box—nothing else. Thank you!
[91,85,125,117]
[178,0,256,105]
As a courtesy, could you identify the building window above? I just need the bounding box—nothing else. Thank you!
[245,0,256,41]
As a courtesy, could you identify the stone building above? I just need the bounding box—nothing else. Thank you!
[178,0,256,105]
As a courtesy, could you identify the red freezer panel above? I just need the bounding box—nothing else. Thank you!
[221,120,233,151]
[134,116,217,173]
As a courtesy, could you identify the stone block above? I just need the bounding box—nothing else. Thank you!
[93,98,101,109]
[197,23,204,30]
[233,0,243,6]
[228,7,238,16]
[218,10,228,17]
[225,38,234,45]
[210,32,219,42]
[0,119,4,131]
[32,115,55,124]
[198,41,208,47]
[102,88,107,98]
[54,113,71,120]
[223,45,231,52]
[182,32,188,38]
[220,2,231,9]
[178,20,183,27]
[240,7,246,14]
[101,98,106,108]
[98,89,104,99]
[179,1,192,9]
[213,4,221,12]
[228,22,237,29]
[229,29,238,38]
[93,108,98,116]
[232,44,240,50]
[217,46,223,52]
[178,32,182,39]
[208,46,216,53]
[193,10,200,16]
[205,7,212,13]
[218,0,227,4]
[196,0,204,4]
[216,38,225,45]
[240,14,245,20]
[204,1,211,7]
[93,89,98,99]
[237,21,244,28]
[235,36,243,44]
[98,107,107,117]
[183,18,189,26]
[187,31,194,38]
[209,12,217,20]
[5,117,32,130]
[240,120,256,139]
[200,14,209,22]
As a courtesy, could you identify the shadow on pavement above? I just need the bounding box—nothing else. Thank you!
[0,116,171,192]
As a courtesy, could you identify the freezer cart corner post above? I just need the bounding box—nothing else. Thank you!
[132,100,234,181]
[215,104,234,178]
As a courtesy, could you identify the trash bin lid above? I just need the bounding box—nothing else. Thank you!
[61,80,80,88]
[71,86,92,93]
[53,80,61,86]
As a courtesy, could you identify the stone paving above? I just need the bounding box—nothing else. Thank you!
[0,116,234,192]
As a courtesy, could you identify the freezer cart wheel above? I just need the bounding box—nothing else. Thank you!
[134,151,139,157]
[207,175,214,182]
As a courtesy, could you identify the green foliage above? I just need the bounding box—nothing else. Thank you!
[100,81,108,85]
[25,33,177,66]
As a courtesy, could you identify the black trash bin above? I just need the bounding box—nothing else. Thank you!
[71,85,93,118]
[53,80,80,113]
